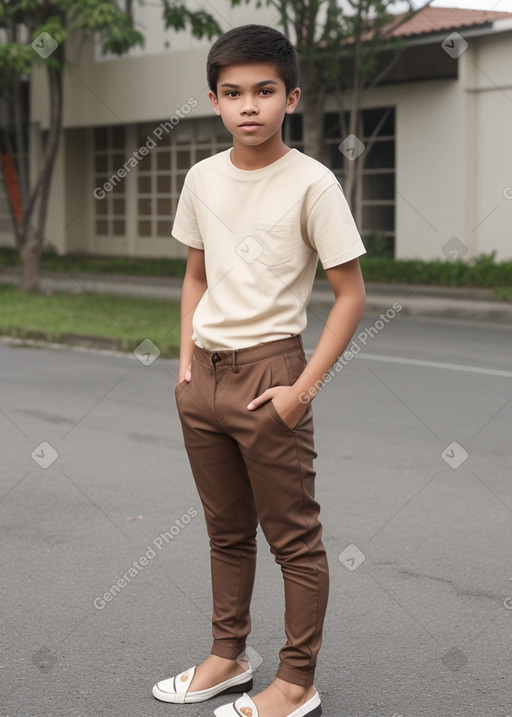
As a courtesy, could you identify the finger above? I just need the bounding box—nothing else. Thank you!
[247,390,271,410]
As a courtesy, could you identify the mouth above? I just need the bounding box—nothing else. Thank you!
[239,122,262,133]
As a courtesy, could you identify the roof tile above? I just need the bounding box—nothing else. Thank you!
[382,6,512,38]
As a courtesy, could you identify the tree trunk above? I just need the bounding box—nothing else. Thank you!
[300,64,328,165]
[13,77,29,208]
[342,107,362,212]
[20,228,43,293]
[18,62,63,292]
[302,96,327,164]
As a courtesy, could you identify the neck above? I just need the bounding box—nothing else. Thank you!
[230,136,290,170]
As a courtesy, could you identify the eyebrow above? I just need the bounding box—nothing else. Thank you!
[220,80,279,88]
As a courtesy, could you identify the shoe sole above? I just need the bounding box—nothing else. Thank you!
[289,704,322,717]
[216,677,253,696]
[152,677,253,703]
[214,692,322,717]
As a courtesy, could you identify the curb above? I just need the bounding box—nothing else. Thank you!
[0,328,180,357]
[307,282,511,325]
[365,298,512,325]
[309,292,512,326]
[2,328,126,351]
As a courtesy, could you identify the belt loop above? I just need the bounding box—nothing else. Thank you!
[231,349,240,373]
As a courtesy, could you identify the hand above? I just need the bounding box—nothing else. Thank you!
[177,363,192,384]
[247,385,306,430]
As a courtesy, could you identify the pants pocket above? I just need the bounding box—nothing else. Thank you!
[267,399,295,432]
[267,398,312,433]
[175,378,188,400]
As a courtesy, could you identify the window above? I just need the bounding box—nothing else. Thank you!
[284,107,395,246]
[135,117,231,239]
[93,125,127,237]
[91,117,233,247]
[326,107,396,240]
[284,114,303,149]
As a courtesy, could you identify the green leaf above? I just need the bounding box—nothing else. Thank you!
[161,1,222,39]
[0,43,36,94]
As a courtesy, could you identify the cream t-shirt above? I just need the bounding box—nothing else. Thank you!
[172,147,366,350]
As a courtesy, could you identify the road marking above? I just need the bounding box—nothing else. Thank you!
[360,353,512,377]
[305,350,512,378]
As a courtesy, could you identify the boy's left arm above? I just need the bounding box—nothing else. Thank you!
[247,258,366,429]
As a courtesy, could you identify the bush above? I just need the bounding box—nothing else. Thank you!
[359,252,512,288]
[362,232,394,258]
[1,247,511,289]
[0,248,19,268]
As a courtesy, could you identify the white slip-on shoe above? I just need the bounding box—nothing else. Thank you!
[152,652,253,704]
[213,690,322,717]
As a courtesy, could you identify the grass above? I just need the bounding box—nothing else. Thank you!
[0,286,181,357]
[1,246,510,353]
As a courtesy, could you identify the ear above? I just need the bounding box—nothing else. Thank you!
[208,90,221,116]
[285,87,301,115]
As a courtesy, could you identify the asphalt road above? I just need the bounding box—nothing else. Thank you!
[1,310,511,717]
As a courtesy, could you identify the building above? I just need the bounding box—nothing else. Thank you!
[1,2,512,261]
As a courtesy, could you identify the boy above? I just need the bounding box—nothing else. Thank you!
[153,24,366,717]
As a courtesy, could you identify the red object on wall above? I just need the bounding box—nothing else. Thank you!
[1,154,23,225]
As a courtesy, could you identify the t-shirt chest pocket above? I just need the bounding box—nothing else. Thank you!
[252,222,293,267]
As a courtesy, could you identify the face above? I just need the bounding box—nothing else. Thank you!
[208,63,300,149]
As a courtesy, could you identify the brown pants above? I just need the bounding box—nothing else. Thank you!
[175,334,329,687]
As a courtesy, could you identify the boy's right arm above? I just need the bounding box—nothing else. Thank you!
[177,247,207,384]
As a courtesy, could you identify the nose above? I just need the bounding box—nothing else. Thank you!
[240,95,258,115]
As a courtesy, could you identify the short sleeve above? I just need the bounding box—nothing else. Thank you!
[306,182,366,269]
[171,180,204,250]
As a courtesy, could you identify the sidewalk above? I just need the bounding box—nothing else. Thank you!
[1,268,511,325]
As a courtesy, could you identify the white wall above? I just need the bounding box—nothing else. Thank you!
[471,33,512,261]
[96,0,277,59]
[394,33,512,261]
[395,77,467,260]
[32,0,277,130]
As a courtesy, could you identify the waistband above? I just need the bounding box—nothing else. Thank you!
[193,335,304,371]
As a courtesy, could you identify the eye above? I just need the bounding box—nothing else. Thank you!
[260,89,272,96]
[225,91,239,98]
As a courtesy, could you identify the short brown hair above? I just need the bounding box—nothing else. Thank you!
[207,24,299,95]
